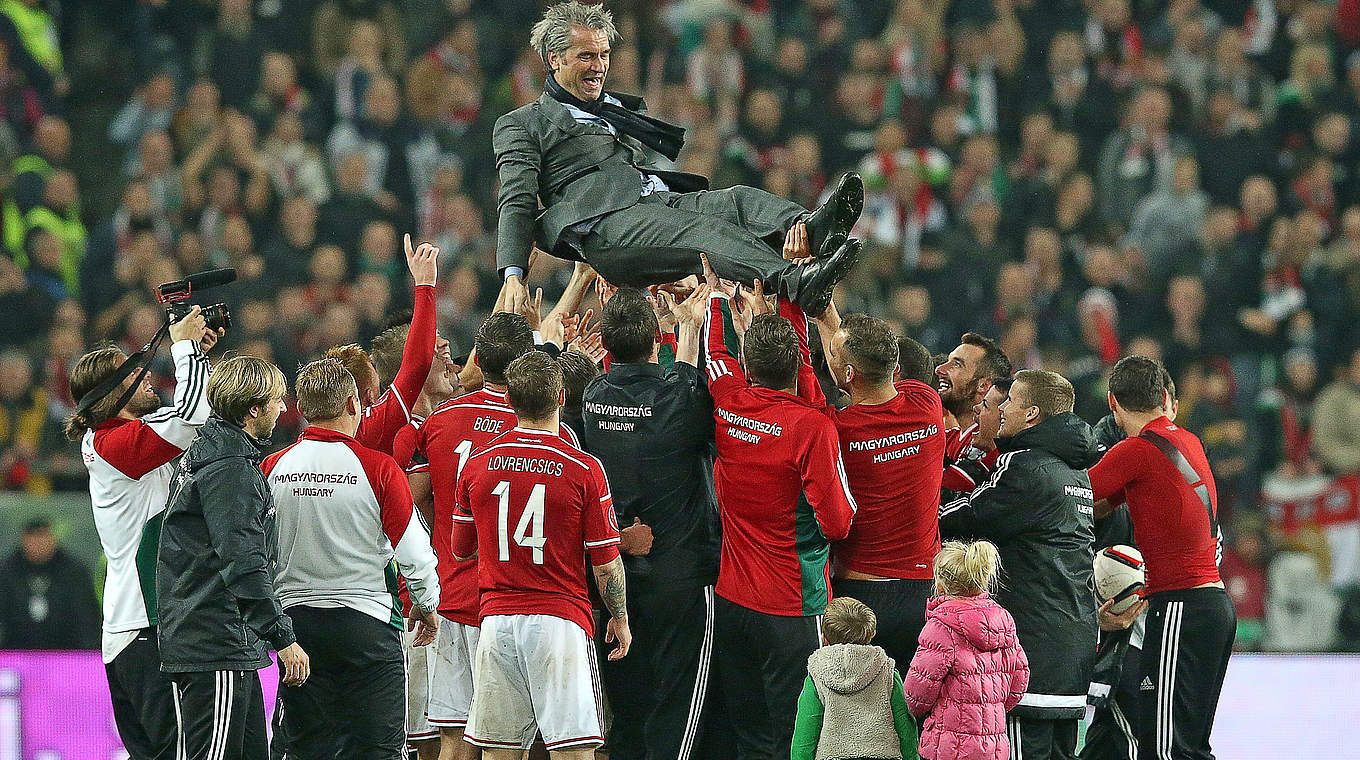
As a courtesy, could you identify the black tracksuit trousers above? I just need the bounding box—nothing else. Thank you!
[1137,588,1235,760]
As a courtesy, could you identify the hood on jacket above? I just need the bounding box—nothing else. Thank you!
[926,594,1018,652]
[182,416,272,473]
[996,411,1101,469]
[807,643,892,695]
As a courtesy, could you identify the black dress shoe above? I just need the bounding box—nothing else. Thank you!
[793,237,862,317]
[801,172,864,258]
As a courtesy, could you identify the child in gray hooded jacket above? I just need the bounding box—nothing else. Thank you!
[791,597,920,760]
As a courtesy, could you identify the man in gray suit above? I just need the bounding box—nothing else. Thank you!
[495,1,863,318]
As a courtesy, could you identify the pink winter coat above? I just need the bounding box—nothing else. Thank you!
[904,594,1030,760]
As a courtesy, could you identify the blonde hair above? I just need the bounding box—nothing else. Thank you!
[323,343,379,399]
[823,597,877,645]
[934,540,1001,597]
[295,358,358,422]
[207,356,286,426]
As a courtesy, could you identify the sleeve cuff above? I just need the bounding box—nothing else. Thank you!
[504,266,525,281]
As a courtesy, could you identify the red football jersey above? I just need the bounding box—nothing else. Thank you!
[831,379,945,580]
[451,427,619,636]
[356,284,436,455]
[1088,416,1222,594]
[943,422,978,462]
[415,386,578,624]
[704,295,856,617]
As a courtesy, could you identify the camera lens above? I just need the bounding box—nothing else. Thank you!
[203,304,232,332]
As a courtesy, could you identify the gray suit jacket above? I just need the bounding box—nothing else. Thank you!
[492,91,707,275]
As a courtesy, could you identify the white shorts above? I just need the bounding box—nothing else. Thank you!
[403,628,438,742]
[464,614,603,752]
[427,618,480,728]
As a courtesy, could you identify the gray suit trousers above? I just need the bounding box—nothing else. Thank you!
[581,185,807,292]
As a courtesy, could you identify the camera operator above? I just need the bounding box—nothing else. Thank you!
[65,305,221,760]
[157,356,308,760]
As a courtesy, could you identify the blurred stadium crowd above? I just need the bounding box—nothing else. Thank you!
[2,0,1360,651]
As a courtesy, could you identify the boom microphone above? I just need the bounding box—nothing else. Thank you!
[157,268,237,301]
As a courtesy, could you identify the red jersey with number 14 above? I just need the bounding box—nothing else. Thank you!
[415,387,578,624]
[1088,416,1221,594]
[451,428,619,636]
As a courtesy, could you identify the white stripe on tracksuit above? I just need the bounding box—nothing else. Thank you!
[1157,602,1184,760]
[676,586,716,760]
[210,671,236,760]
[172,682,186,760]
[1008,714,1023,760]
[1111,699,1138,760]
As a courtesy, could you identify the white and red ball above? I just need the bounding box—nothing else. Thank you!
[1094,545,1146,614]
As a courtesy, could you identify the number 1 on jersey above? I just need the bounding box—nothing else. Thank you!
[454,439,474,479]
[493,480,546,564]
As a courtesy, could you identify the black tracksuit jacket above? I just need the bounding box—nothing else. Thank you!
[939,411,1101,720]
[157,416,295,673]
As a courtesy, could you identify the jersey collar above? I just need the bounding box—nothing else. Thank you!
[301,426,359,443]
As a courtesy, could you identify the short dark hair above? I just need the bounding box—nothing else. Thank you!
[1109,355,1165,412]
[991,376,1014,396]
[743,314,800,389]
[1161,366,1177,406]
[65,345,127,439]
[476,313,535,385]
[557,349,598,414]
[839,314,898,384]
[369,324,409,388]
[506,350,562,422]
[897,336,933,384]
[599,287,657,363]
[961,332,1011,383]
[1013,369,1075,419]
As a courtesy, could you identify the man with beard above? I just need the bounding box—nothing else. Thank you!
[65,306,222,760]
[934,333,1012,490]
[493,2,863,318]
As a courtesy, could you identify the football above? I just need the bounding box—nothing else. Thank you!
[1094,545,1146,614]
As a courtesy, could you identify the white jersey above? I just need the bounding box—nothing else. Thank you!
[264,426,439,626]
[81,340,211,662]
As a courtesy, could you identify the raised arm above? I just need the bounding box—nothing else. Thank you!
[97,308,214,478]
[386,236,440,412]
[778,293,827,408]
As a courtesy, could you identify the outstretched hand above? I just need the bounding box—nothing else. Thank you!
[499,276,530,315]
[783,221,813,265]
[403,234,440,286]
[698,253,724,292]
[673,283,712,327]
[733,278,772,319]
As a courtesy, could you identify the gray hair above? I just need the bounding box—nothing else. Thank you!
[530,1,619,66]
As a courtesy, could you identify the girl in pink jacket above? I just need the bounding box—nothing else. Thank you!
[905,540,1030,760]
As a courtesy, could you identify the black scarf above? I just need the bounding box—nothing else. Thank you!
[545,75,686,161]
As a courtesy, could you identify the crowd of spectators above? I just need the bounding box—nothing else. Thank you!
[3,0,1360,651]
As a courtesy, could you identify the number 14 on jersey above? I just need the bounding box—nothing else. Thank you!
[492,480,546,564]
